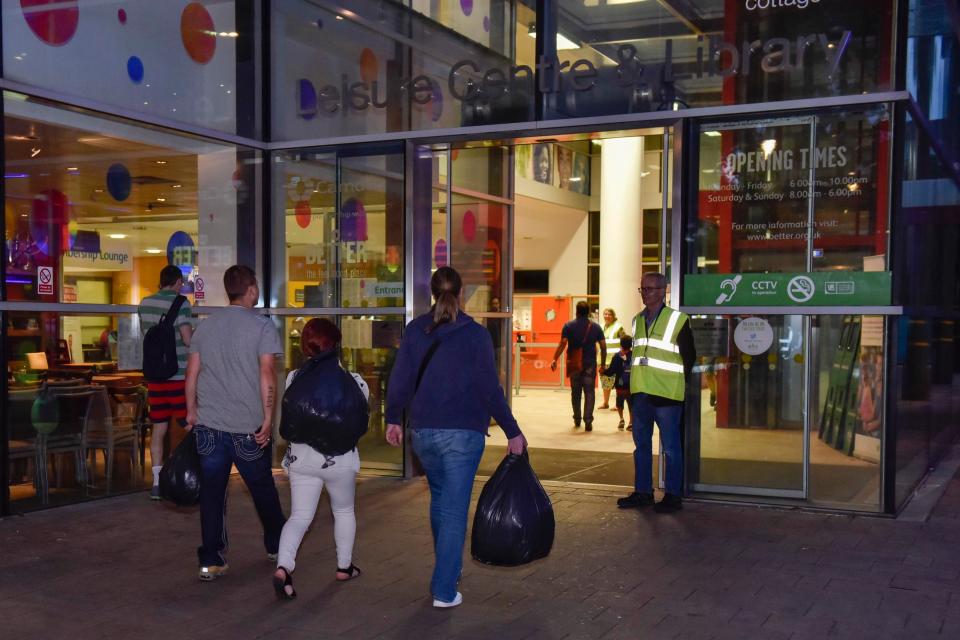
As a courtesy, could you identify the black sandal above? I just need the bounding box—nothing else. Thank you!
[273,567,296,600]
[336,564,362,582]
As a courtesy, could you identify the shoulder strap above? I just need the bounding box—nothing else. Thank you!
[414,338,442,393]
[161,295,187,328]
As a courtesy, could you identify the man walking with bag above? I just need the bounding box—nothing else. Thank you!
[617,273,696,513]
[185,265,286,580]
[139,265,193,500]
[551,301,605,431]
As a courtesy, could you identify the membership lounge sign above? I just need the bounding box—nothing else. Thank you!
[684,272,892,307]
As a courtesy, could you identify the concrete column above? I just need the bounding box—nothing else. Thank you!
[599,137,644,335]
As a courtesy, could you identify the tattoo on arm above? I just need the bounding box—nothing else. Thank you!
[266,385,275,410]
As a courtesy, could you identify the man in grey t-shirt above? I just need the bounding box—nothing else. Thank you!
[185,265,286,581]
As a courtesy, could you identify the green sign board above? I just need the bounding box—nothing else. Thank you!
[684,272,892,307]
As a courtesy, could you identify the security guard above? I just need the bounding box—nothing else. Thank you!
[617,272,696,513]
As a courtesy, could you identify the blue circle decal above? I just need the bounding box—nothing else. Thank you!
[106,164,132,201]
[127,56,144,84]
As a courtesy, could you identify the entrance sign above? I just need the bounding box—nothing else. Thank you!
[684,272,892,306]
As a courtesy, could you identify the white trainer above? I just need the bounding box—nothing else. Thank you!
[432,592,463,608]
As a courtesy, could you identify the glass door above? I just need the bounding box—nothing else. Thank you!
[686,116,817,499]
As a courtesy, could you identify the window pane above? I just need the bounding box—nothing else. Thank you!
[809,315,883,511]
[2,0,256,135]
[451,194,507,314]
[6,311,153,511]
[689,314,805,494]
[272,0,533,140]
[550,0,895,119]
[273,150,404,309]
[3,93,259,306]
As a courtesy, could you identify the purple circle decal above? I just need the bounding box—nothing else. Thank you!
[118,8,127,24]
[434,239,448,268]
[341,198,368,242]
[460,0,473,16]
[483,16,490,32]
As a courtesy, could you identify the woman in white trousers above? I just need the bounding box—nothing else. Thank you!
[273,319,369,599]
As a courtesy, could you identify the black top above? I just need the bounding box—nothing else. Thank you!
[561,318,605,368]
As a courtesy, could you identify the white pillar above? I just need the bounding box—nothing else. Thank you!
[599,137,644,336]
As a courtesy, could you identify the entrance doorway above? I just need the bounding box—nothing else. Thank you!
[425,127,674,487]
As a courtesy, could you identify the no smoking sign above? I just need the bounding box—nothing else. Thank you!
[194,276,205,300]
[37,266,54,295]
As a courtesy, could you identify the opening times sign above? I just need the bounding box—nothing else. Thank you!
[684,272,892,307]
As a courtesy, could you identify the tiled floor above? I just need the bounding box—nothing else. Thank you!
[3,464,960,639]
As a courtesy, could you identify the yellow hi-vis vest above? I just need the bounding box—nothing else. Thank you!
[629,306,689,401]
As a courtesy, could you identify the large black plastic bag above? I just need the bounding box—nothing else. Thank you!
[159,431,201,506]
[471,451,555,566]
[280,352,369,456]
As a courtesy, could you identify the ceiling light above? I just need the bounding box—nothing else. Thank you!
[760,139,777,159]
[173,184,182,188]
[108,234,128,239]
[145,248,162,254]
[157,198,166,202]
[527,24,581,50]
[704,131,721,137]
[66,167,78,171]
[155,160,166,164]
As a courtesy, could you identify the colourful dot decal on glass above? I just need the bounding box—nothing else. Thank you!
[341,198,368,242]
[462,209,477,243]
[295,201,312,229]
[359,48,378,84]
[21,0,79,46]
[434,239,448,268]
[106,164,132,202]
[118,8,127,24]
[127,56,144,84]
[181,2,216,65]
[460,0,473,16]
[483,16,490,32]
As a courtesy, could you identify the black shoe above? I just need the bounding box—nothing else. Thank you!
[654,493,683,513]
[573,420,581,429]
[617,492,654,509]
[585,423,593,432]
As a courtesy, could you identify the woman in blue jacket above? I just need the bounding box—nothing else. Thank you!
[386,267,526,609]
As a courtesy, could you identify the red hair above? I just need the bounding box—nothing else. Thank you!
[300,318,341,357]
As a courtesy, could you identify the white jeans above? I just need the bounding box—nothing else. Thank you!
[277,443,360,572]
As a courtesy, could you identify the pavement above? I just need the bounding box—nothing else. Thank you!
[3,467,960,639]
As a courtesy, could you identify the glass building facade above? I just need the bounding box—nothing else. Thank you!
[2,0,958,515]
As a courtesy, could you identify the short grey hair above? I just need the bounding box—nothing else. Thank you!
[643,272,667,288]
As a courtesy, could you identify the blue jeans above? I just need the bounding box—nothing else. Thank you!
[630,394,684,496]
[411,428,485,603]
[194,425,286,567]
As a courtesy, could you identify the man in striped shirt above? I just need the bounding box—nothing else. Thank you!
[139,264,194,499]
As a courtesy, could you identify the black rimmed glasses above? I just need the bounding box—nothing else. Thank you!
[638,286,665,293]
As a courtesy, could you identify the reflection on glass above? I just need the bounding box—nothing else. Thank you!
[278,315,404,473]
[3,93,256,307]
[809,315,882,510]
[451,194,507,314]
[275,151,404,308]
[690,314,804,493]
[6,312,153,510]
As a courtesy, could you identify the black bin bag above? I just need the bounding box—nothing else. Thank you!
[160,431,201,506]
[471,451,555,566]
